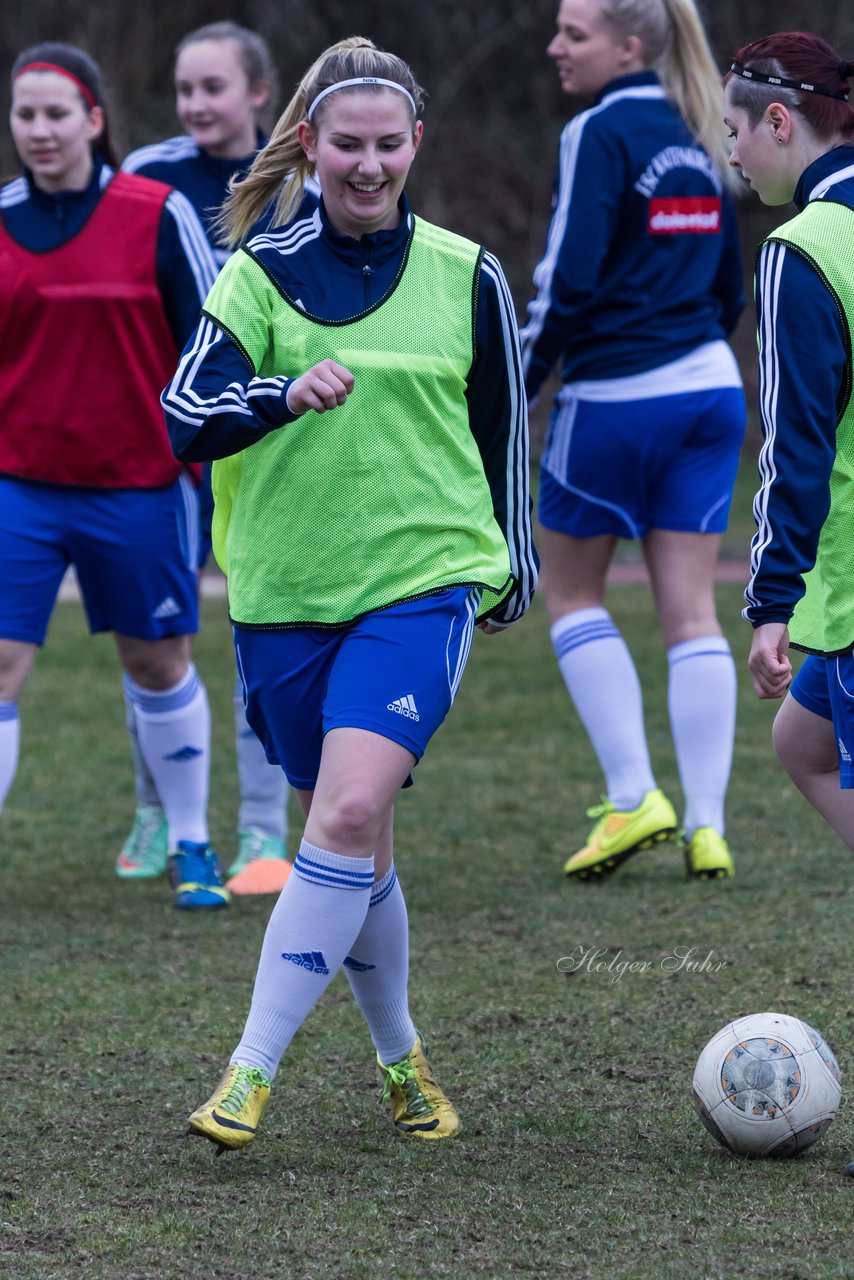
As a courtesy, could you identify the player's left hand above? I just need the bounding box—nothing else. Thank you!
[748,621,793,699]
[476,621,501,634]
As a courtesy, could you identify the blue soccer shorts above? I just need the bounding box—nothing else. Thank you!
[0,475,200,644]
[233,587,481,791]
[790,653,854,788]
[539,352,746,541]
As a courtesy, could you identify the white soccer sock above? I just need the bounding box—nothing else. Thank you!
[234,676,288,841]
[0,702,20,811]
[551,607,656,810]
[123,683,162,811]
[123,665,210,848]
[343,865,417,1065]
[231,839,374,1079]
[668,637,736,837]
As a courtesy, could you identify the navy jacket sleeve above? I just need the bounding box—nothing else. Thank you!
[156,190,219,349]
[467,252,538,627]
[712,193,746,338]
[744,239,847,628]
[163,315,301,461]
[519,117,624,401]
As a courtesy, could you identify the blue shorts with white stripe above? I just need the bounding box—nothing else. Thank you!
[0,474,199,643]
[791,653,854,789]
[233,587,481,790]
[539,380,745,541]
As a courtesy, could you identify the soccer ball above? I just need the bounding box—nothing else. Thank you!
[692,1011,841,1157]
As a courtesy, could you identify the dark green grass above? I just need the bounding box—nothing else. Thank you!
[3,583,853,1280]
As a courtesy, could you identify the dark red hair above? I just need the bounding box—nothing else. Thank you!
[726,32,854,141]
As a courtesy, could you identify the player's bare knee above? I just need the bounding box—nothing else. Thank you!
[121,647,189,690]
[542,582,603,624]
[316,790,383,853]
[116,634,191,690]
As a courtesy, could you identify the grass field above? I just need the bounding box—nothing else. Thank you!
[3,564,854,1278]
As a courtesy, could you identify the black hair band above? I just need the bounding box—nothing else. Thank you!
[730,61,849,101]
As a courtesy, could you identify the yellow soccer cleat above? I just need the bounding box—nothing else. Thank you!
[682,827,734,880]
[378,1033,461,1140]
[187,1064,271,1151]
[563,788,677,879]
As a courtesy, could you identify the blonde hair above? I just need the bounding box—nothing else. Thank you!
[218,36,424,247]
[602,0,739,189]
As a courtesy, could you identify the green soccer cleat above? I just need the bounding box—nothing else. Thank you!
[115,805,168,879]
[378,1033,461,1140]
[563,788,678,879]
[188,1064,271,1151]
[167,841,231,910]
[682,827,734,880]
[228,827,287,878]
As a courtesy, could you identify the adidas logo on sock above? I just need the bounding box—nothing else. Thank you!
[387,693,420,722]
[343,955,376,972]
[281,950,330,975]
[152,596,181,619]
[163,745,204,761]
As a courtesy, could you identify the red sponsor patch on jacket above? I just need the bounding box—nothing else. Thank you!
[648,197,721,234]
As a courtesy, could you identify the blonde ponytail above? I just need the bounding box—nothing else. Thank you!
[657,0,738,189]
[603,0,739,191]
[216,35,424,247]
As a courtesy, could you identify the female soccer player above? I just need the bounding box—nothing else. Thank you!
[521,0,746,881]
[730,37,854,838]
[164,36,537,1148]
[727,27,854,1182]
[0,43,224,909]
[121,23,319,892]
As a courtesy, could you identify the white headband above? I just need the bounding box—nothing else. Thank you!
[307,76,417,122]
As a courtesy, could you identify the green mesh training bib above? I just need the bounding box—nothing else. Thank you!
[765,200,854,655]
[206,217,513,627]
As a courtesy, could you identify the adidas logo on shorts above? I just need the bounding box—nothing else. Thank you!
[152,596,181,619]
[387,694,420,722]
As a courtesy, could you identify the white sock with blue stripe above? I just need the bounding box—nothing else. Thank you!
[231,839,374,1079]
[0,701,20,810]
[343,865,417,1066]
[668,636,736,837]
[234,676,288,842]
[123,665,210,848]
[551,607,656,810]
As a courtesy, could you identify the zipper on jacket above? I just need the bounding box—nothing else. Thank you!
[362,239,375,307]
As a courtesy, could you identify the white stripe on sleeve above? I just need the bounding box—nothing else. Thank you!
[744,240,786,611]
[164,189,218,301]
[481,252,538,622]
